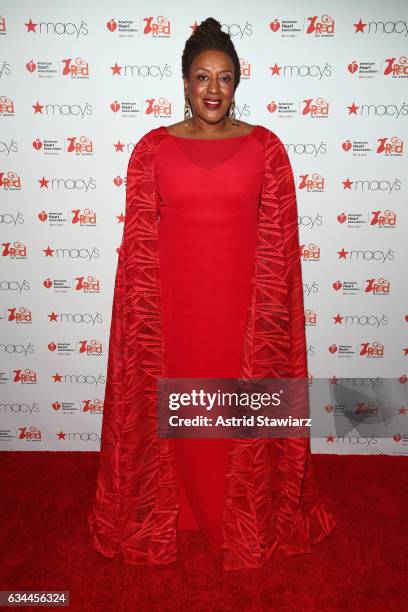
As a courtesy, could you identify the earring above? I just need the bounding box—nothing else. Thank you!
[229,97,240,125]
[184,96,191,125]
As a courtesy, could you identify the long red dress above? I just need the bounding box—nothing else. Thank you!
[88,124,336,571]
[156,131,263,551]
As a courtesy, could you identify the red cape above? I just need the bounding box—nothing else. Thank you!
[88,125,336,571]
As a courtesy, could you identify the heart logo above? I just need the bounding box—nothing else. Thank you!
[348,61,358,74]
[43,278,52,289]
[399,375,407,384]
[33,139,42,150]
[270,20,280,32]
[325,404,334,412]
[337,213,347,223]
[26,60,36,73]
[393,433,402,442]
[342,140,352,152]
[113,176,123,187]
[38,211,47,222]
[110,100,120,112]
[48,342,57,351]
[332,281,342,291]
[107,19,117,32]
[52,402,61,410]
[267,102,277,113]
[328,344,337,354]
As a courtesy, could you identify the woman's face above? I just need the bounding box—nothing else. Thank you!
[183,49,235,125]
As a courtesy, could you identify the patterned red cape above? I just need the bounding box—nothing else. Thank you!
[88,125,336,571]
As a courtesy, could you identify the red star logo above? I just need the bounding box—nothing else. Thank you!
[333,313,343,324]
[347,102,359,115]
[25,18,37,32]
[57,431,66,439]
[354,19,366,33]
[342,178,353,190]
[399,406,407,415]
[43,246,54,257]
[330,376,338,385]
[326,434,335,442]
[190,21,199,32]
[337,248,348,259]
[116,213,125,223]
[111,62,122,75]
[38,176,49,188]
[270,62,281,76]
[114,141,125,152]
[48,312,58,322]
[33,101,44,114]
[52,373,62,382]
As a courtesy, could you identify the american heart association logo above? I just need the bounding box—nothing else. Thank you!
[107,19,117,32]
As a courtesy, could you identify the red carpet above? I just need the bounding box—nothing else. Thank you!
[1,452,407,611]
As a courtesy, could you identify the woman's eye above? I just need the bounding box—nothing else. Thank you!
[197,75,231,82]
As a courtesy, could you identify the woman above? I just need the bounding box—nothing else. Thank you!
[88,17,336,571]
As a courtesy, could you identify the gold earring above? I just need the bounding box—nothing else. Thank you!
[229,97,240,125]
[184,96,191,125]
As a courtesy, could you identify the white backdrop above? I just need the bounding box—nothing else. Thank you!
[1,0,407,454]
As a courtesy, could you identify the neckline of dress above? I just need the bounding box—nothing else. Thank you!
[163,125,259,141]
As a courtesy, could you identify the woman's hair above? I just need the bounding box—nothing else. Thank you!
[181,17,241,90]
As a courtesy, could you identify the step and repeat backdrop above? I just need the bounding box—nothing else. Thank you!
[1,0,407,454]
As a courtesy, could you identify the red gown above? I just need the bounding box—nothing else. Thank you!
[156,131,263,551]
[88,124,336,571]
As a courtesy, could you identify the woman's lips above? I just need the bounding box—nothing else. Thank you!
[203,99,222,110]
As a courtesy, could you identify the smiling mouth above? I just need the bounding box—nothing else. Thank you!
[203,99,222,109]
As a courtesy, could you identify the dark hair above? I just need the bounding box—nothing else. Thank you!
[181,17,241,91]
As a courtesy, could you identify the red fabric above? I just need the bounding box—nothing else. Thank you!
[88,124,336,570]
[156,133,262,551]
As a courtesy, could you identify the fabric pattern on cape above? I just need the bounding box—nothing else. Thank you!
[88,124,336,571]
